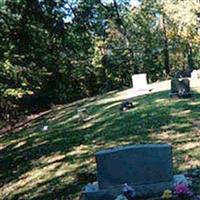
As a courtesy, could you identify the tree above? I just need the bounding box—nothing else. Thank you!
[1,0,200,123]
[161,0,200,74]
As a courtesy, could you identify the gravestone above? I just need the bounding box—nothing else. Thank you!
[170,78,191,98]
[120,100,134,111]
[77,108,92,122]
[191,70,198,79]
[132,73,148,90]
[83,144,173,200]
[191,70,200,79]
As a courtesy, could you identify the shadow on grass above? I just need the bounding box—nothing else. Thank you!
[1,90,200,199]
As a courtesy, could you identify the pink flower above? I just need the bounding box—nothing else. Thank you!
[174,183,192,196]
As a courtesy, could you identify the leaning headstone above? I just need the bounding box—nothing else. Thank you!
[170,78,191,98]
[83,144,173,200]
[132,73,148,90]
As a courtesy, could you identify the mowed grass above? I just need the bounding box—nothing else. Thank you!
[1,84,200,199]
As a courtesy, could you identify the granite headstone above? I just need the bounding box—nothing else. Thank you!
[191,70,200,79]
[83,144,173,200]
[170,78,191,98]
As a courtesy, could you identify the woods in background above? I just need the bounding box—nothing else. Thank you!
[0,0,200,123]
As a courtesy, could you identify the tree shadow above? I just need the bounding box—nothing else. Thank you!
[1,89,200,199]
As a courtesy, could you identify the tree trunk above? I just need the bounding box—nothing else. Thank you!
[162,17,170,75]
[186,43,194,76]
[163,35,170,74]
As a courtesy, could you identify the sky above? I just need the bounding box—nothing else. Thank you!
[64,0,141,23]
[130,0,140,7]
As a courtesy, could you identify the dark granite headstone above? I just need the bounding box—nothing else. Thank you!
[96,144,173,189]
[83,144,173,200]
[170,78,191,98]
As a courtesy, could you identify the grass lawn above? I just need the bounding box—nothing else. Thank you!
[1,81,200,199]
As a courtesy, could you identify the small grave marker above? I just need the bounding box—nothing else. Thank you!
[120,100,134,112]
[132,73,148,90]
[77,108,92,122]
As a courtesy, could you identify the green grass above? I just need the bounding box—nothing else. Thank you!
[0,120,6,130]
[1,87,200,199]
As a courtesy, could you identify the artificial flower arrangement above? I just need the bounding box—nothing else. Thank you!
[115,182,193,200]
[174,183,192,200]
[162,183,193,200]
[115,183,136,200]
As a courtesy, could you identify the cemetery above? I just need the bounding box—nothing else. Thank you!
[2,1,200,199]
[1,80,200,200]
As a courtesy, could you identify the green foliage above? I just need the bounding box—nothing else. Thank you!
[0,0,200,122]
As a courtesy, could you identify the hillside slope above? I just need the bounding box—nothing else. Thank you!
[1,80,200,199]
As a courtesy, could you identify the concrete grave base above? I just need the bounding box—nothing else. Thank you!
[83,181,173,200]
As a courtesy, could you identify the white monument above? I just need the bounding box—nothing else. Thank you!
[191,70,198,79]
[191,70,200,79]
[132,73,148,90]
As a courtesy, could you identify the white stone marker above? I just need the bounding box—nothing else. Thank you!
[132,73,148,90]
[191,70,198,79]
